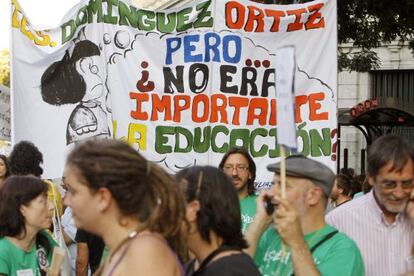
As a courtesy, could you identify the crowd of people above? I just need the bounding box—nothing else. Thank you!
[0,134,413,276]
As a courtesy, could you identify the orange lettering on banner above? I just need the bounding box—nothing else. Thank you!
[295,95,308,123]
[173,95,191,122]
[245,5,265,32]
[210,94,228,123]
[269,99,277,125]
[305,3,325,30]
[151,94,172,121]
[228,97,249,125]
[286,8,307,31]
[309,92,328,121]
[192,94,210,123]
[246,98,268,125]
[130,92,149,120]
[225,1,245,30]
[225,1,325,33]
[265,9,286,32]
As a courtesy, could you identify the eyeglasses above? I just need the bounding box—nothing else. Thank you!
[378,179,414,190]
[223,164,249,172]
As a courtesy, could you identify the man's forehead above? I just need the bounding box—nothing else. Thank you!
[379,159,414,175]
[225,153,249,164]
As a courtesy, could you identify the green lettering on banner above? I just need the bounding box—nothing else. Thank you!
[193,126,211,153]
[175,127,193,153]
[138,10,156,31]
[229,129,250,149]
[87,0,103,23]
[155,126,174,154]
[310,128,331,157]
[250,128,268,157]
[103,0,118,24]
[211,125,229,153]
[61,20,76,43]
[194,1,213,28]
[268,129,279,158]
[297,122,310,156]
[157,12,177,33]
[119,1,138,27]
[177,7,193,32]
[75,6,88,27]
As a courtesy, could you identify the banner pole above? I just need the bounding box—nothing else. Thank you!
[280,145,286,199]
[280,145,287,261]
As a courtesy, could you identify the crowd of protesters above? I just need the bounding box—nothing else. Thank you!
[0,134,413,276]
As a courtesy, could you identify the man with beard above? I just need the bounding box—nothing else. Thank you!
[245,155,364,276]
[327,134,414,276]
[219,147,257,233]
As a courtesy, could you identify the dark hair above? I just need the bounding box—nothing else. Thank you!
[0,154,10,178]
[9,141,43,177]
[176,166,248,249]
[367,135,414,176]
[41,40,100,105]
[340,167,355,177]
[360,175,372,194]
[66,139,186,258]
[335,174,361,197]
[0,176,51,253]
[218,147,256,195]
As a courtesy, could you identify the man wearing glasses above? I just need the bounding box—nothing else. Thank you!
[219,147,257,233]
[327,134,414,276]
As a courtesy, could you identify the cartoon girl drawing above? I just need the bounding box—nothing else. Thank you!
[41,40,111,145]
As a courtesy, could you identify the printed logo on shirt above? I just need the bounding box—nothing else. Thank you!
[242,214,254,224]
[261,249,321,276]
[16,269,35,276]
[241,214,254,233]
[37,247,49,271]
[263,249,291,264]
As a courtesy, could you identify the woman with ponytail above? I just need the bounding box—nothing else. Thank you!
[63,139,186,276]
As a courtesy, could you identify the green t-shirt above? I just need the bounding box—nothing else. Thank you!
[240,194,258,233]
[100,246,109,265]
[254,224,365,276]
[0,231,57,276]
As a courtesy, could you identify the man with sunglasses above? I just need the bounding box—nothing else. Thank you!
[219,147,257,233]
[327,134,414,275]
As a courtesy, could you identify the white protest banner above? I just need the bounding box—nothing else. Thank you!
[275,46,297,150]
[0,85,10,141]
[12,0,337,180]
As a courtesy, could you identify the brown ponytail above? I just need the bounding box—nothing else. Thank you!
[66,139,187,260]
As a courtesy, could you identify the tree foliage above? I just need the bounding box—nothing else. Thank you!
[268,0,414,72]
[0,49,10,87]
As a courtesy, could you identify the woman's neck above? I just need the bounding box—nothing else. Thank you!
[191,232,222,264]
[100,217,141,253]
[335,195,352,207]
[9,228,38,252]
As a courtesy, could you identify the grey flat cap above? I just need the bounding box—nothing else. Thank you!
[267,155,335,197]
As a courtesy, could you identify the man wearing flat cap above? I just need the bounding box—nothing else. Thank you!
[245,155,364,276]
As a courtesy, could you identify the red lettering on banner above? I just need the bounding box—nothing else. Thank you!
[130,92,149,120]
[210,94,229,123]
[228,97,249,125]
[305,3,325,30]
[245,5,265,32]
[309,92,328,121]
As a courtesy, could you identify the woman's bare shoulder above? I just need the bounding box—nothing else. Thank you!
[117,233,181,275]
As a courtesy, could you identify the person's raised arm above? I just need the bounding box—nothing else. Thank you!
[244,191,273,257]
[275,198,320,276]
